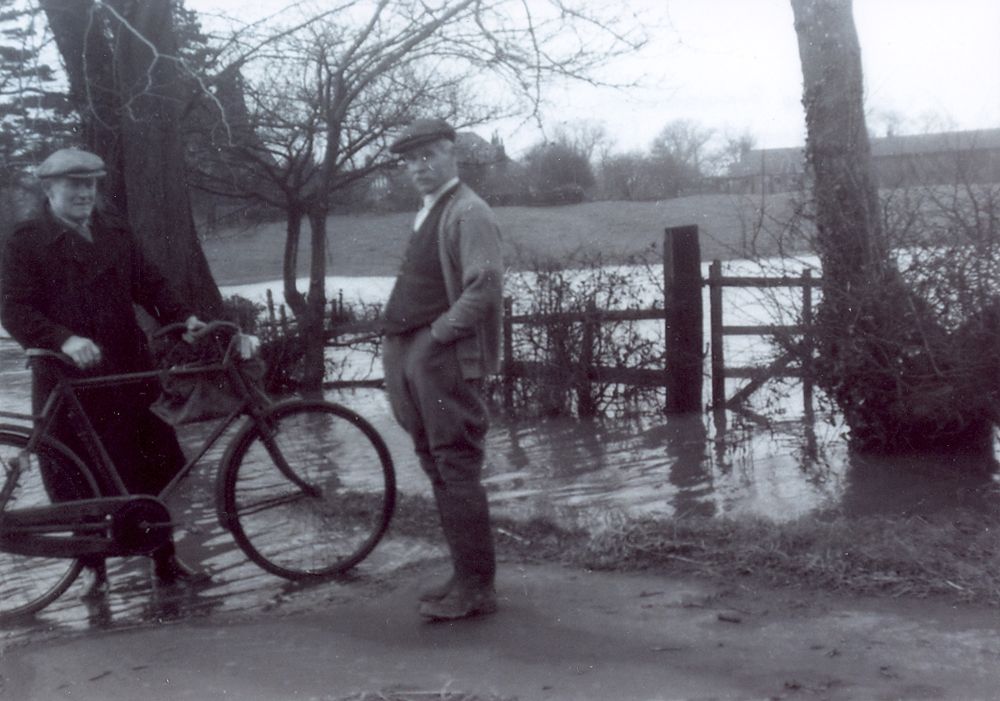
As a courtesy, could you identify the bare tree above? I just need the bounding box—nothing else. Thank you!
[707,129,756,177]
[550,119,613,163]
[191,0,646,393]
[651,119,715,177]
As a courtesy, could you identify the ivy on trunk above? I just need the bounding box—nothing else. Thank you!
[791,0,995,454]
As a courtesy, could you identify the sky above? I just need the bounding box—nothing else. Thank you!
[191,0,1000,157]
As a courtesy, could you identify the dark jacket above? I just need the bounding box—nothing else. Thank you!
[0,205,192,495]
[1,205,191,374]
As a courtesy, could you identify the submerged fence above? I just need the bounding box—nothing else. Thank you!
[255,224,820,416]
[499,225,703,415]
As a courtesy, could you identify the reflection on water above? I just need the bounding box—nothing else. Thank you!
[327,383,852,527]
[841,450,1000,517]
[478,402,850,527]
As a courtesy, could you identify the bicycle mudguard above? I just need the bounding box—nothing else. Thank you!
[0,495,172,558]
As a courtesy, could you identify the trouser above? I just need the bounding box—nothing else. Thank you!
[34,374,186,498]
[33,374,185,569]
[383,327,496,587]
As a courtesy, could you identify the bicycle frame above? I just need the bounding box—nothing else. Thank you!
[0,327,278,509]
[20,332,322,501]
[0,325,397,599]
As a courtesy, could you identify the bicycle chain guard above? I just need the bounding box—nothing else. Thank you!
[0,495,172,558]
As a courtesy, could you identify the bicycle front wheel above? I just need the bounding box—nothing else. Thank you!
[0,430,99,622]
[217,400,395,580]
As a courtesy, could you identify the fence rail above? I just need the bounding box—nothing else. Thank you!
[498,225,703,415]
[254,226,824,418]
[707,261,821,413]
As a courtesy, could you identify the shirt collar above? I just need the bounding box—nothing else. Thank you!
[421,176,460,210]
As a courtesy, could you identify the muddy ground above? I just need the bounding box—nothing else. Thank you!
[3,556,1000,701]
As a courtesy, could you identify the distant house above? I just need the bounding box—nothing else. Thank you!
[872,129,1000,187]
[723,127,1000,194]
[723,146,805,194]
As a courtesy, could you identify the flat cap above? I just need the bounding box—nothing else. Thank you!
[389,118,456,154]
[35,148,107,179]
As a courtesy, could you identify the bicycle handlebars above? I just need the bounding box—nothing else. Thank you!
[26,320,250,370]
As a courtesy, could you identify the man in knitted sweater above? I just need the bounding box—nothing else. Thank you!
[382,119,504,621]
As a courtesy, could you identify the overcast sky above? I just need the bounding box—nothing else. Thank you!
[192,0,1000,157]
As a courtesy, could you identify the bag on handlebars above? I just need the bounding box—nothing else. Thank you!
[149,330,266,426]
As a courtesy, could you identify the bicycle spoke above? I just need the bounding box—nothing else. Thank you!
[0,431,94,621]
[220,401,395,580]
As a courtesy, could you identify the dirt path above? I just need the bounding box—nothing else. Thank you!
[3,560,1000,700]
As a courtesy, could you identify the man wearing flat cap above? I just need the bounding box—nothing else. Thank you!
[382,118,504,620]
[0,147,209,596]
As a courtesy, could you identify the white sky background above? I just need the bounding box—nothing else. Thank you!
[191,0,1000,156]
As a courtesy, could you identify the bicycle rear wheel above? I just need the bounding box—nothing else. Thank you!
[217,400,395,580]
[0,430,99,622]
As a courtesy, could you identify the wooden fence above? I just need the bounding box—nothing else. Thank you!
[499,225,703,415]
[260,225,822,417]
[707,261,822,414]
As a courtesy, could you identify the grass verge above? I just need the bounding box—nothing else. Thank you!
[391,493,1000,606]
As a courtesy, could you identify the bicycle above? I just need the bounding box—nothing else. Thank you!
[0,321,395,621]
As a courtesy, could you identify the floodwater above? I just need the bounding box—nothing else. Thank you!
[2,262,999,643]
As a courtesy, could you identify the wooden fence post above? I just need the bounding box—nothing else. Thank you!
[502,296,514,412]
[663,225,703,413]
[708,260,725,411]
[801,268,814,421]
[577,299,597,417]
[266,288,276,324]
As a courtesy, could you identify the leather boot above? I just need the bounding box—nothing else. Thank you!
[419,574,455,603]
[151,543,211,586]
[419,582,498,621]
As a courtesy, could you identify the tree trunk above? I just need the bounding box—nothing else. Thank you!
[111,0,221,317]
[280,205,327,396]
[299,207,329,396]
[790,0,887,288]
[283,208,305,314]
[40,0,222,317]
[790,0,992,454]
[38,0,125,211]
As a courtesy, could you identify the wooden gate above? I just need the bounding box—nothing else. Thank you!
[707,261,821,413]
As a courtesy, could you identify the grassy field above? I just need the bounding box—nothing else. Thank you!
[202,192,799,286]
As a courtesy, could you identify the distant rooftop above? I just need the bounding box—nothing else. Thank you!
[872,128,1000,157]
[728,127,1000,177]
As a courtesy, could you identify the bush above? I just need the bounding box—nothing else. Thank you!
[760,182,1000,453]
[221,294,305,395]
[491,246,664,418]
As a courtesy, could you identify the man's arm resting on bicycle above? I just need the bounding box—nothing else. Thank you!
[61,316,207,370]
